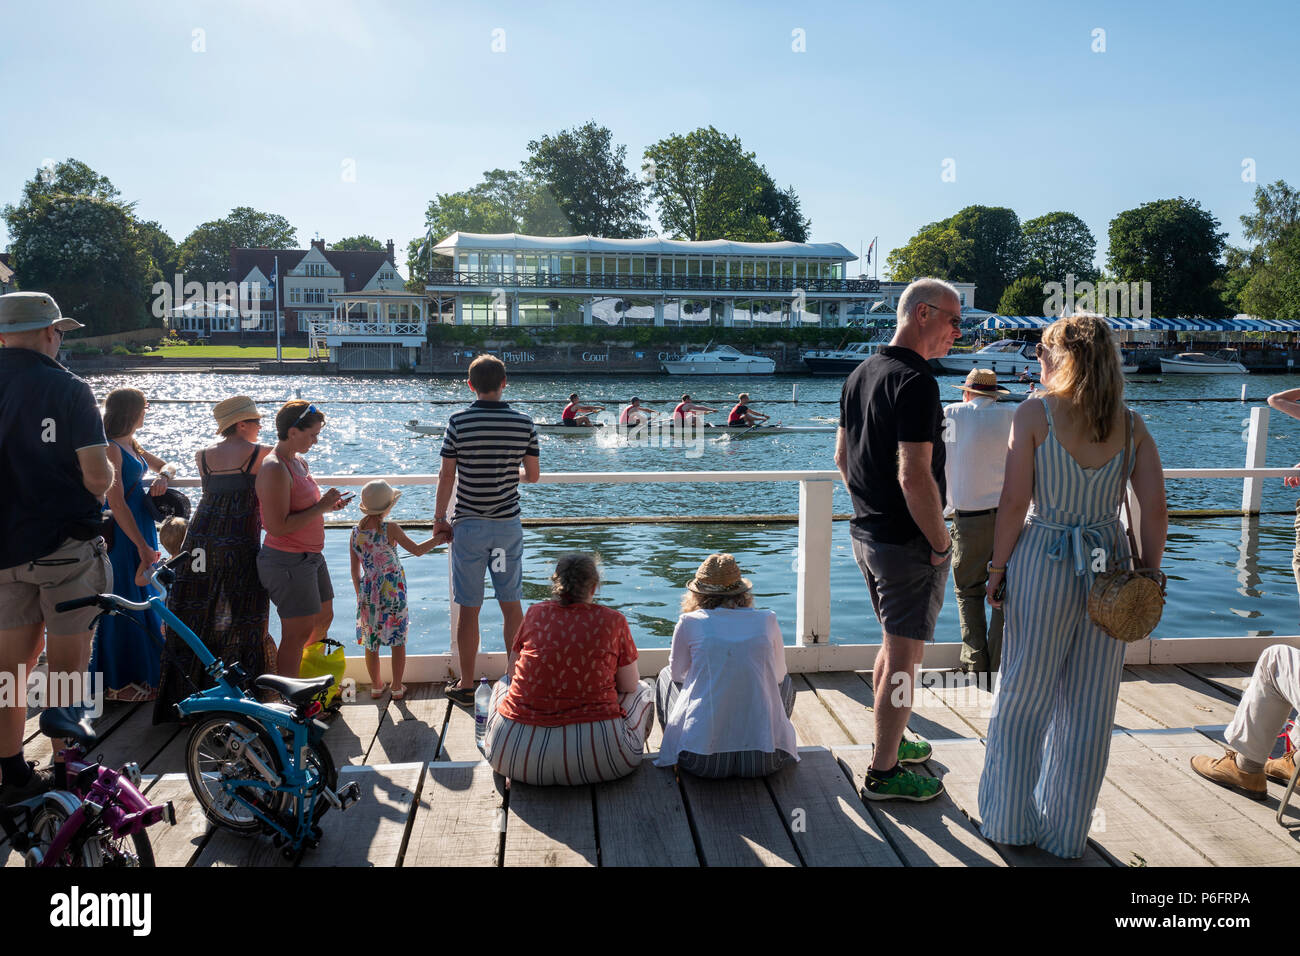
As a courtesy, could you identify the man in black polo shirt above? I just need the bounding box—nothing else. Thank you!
[0,292,114,804]
[835,278,963,803]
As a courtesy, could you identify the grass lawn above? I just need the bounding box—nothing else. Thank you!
[150,345,312,359]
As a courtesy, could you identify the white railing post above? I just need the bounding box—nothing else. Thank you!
[1242,405,1270,514]
[796,479,833,645]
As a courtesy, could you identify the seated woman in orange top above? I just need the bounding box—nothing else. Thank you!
[483,553,654,785]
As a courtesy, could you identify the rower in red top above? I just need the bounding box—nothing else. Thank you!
[671,394,717,426]
[561,393,604,427]
[727,392,770,427]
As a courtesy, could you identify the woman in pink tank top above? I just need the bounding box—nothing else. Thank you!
[255,401,351,676]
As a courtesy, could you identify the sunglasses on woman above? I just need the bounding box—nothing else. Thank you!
[292,404,318,429]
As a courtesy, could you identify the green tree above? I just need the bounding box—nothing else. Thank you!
[176,206,298,285]
[1238,225,1300,319]
[330,235,384,252]
[135,219,179,286]
[1022,212,1097,284]
[524,121,647,238]
[1223,181,1300,318]
[997,275,1048,316]
[1240,180,1300,246]
[948,206,1025,311]
[1107,197,1227,317]
[2,160,152,335]
[885,222,973,283]
[643,127,809,241]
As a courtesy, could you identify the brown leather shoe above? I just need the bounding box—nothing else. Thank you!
[1265,750,1297,786]
[1190,751,1267,800]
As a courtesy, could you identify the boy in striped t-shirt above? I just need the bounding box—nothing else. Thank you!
[435,355,540,705]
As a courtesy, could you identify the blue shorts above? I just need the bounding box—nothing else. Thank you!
[450,517,524,607]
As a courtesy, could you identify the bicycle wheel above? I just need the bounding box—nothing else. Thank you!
[186,714,285,833]
[30,792,101,867]
[305,739,338,825]
[100,829,154,868]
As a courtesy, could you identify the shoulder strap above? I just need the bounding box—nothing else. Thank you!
[1118,408,1141,567]
[1041,395,1056,432]
[240,446,261,473]
[199,450,210,476]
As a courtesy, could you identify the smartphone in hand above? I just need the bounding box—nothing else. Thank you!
[992,577,1007,602]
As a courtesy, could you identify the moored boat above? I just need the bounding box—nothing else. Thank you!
[935,339,1039,376]
[661,344,775,375]
[1158,349,1248,374]
[801,340,883,376]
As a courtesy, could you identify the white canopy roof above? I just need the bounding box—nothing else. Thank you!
[432,232,855,261]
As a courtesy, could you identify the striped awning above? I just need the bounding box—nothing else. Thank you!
[981,315,1300,332]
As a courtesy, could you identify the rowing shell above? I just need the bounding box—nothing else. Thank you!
[404,419,834,437]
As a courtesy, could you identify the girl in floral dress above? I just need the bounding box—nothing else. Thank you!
[349,480,448,699]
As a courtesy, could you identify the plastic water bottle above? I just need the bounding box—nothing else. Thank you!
[474,678,492,751]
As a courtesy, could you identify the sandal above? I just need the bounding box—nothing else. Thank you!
[391,684,407,701]
[370,683,388,699]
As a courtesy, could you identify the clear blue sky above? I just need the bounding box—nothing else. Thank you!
[2,0,1296,276]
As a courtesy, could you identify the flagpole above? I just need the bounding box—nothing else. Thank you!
[274,254,282,363]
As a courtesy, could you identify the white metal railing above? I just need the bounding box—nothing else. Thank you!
[310,320,426,337]
[164,405,1300,669]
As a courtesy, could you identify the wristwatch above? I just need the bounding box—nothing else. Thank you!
[932,541,952,557]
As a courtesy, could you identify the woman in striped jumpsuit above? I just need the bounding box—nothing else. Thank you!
[977,315,1167,859]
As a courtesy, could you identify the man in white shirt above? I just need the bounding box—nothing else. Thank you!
[943,368,1015,677]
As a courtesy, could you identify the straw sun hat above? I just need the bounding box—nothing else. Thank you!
[359,479,402,516]
[948,368,1010,396]
[212,395,262,434]
[686,553,753,596]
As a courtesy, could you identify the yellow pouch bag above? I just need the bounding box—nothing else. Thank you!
[300,638,345,707]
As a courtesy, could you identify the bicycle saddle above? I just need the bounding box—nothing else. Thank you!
[252,674,334,706]
[39,707,97,748]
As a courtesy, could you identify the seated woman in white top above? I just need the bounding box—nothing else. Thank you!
[655,553,798,778]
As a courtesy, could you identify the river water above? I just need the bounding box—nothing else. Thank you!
[84,369,1300,654]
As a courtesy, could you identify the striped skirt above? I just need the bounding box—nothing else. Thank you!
[483,677,655,786]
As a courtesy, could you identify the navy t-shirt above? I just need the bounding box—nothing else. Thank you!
[839,346,946,544]
[0,348,107,567]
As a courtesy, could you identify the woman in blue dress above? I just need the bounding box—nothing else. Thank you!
[90,388,176,702]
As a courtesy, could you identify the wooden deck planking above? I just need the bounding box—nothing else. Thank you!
[141,773,214,867]
[193,824,295,867]
[322,698,389,766]
[368,687,445,765]
[643,678,664,753]
[436,699,481,761]
[909,672,982,742]
[90,703,184,771]
[765,747,902,867]
[22,701,138,768]
[503,781,598,867]
[917,671,994,738]
[1129,730,1300,852]
[1180,663,1254,700]
[835,747,1004,867]
[300,764,421,867]
[678,772,800,867]
[1119,665,1241,728]
[789,674,854,747]
[804,671,875,743]
[932,739,1111,867]
[404,762,505,867]
[594,762,698,867]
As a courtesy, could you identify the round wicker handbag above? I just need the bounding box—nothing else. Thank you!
[1087,410,1167,643]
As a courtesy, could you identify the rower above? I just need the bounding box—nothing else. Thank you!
[671,394,717,426]
[727,392,770,427]
[619,397,656,427]
[561,392,604,427]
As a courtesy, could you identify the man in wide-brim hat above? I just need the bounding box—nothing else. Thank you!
[0,292,115,805]
[943,368,1016,677]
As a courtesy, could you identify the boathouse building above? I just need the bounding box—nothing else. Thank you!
[423,233,883,328]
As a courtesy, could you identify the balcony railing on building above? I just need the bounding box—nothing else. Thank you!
[426,270,881,295]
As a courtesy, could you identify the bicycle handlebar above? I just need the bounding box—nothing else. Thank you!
[54,550,191,615]
[53,595,103,613]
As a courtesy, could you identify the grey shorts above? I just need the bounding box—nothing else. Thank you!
[257,547,333,619]
[852,533,950,641]
[0,537,112,636]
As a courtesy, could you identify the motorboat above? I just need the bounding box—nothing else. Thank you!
[802,340,884,376]
[661,344,775,375]
[934,339,1039,376]
[404,419,832,437]
[1158,349,1248,374]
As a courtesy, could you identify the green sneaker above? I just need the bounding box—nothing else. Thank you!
[897,737,932,765]
[860,767,945,802]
